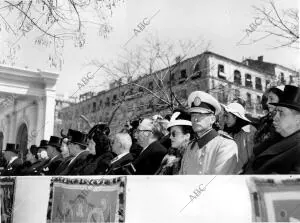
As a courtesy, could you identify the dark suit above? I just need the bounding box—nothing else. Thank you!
[59,150,90,175]
[55,156,74,175]
[243,130,300,174]
[80,152,116,175]
[132,141,167,175]
[106,153,134,175]
[1,157,23,176]
[40,155,64,175]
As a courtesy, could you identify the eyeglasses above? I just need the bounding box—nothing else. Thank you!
[170,131,183,137]
[134,129,153,134]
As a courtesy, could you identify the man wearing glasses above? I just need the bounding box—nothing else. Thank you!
[131,118,167,174]
[179,91,238,175]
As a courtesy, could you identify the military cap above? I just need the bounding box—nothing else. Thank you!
[187,91,221,115]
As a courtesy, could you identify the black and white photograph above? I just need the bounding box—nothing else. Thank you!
[0,0,299,222]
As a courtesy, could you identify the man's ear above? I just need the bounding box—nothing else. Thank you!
[210,115,216,124]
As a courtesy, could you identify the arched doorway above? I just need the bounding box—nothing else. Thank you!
[0,132,3,152]
[16,123,28,161]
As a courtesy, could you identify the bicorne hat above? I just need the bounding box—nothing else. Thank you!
[270,85,300,112]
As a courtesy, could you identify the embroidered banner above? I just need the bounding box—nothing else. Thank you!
[247,177,300,222]
[47,177,126,223]
[0,177,16,223]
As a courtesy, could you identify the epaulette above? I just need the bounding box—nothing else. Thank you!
[218,130,233,140]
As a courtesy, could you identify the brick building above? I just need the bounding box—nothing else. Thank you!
[54,51,299,135]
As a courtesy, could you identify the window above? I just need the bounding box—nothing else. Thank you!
[257,95,261,104]
[234,70,242,85]
[99,100,102,108]
[148,81,153,90]
[171,73,175,81]
[218,64,226,79]
[256,95,262,111]
[92,102,96,112]
[247,93,252,106]
[191,71,202,80]
[193,63,200,73]
[265,80,270,89]
[112,95,117,105]
[289,75,294,84]
[180,69,187,79]
[280,72,286,84]
[105,97,110,106]
[245,74,253,88]
[255,77,262,90]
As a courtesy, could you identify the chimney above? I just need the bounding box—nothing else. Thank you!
[258,56,263,62]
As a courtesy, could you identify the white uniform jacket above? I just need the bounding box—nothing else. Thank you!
[179,129,238,175]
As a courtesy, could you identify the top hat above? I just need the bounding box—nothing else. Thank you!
[29,145,38,156]
[48,136,62,149]
[5,143,18,154]
[270,85,300,112]
[66,129,88,147]
[38,140,49,149]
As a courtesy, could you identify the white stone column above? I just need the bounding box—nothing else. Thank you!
[42,91,56,140]
[35,96,46,144]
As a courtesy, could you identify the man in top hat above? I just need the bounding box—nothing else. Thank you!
[40,136,64,175]
[1,143,23,176]
[20,145,40,175]
[37,140,49,161]
[29,140,50,175]
[243,85,300,174]
[58,129,90,175]
[179,91,238,175]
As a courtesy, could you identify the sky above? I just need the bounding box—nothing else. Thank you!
[0,0,299,98]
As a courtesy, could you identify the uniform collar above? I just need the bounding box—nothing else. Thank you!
[195,129,218,148]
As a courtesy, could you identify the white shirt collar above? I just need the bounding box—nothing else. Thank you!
[8,156,18,166]
[111,152,130,164]
[69,150,87,165]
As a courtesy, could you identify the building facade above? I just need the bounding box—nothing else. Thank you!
[55,51,299,135]
[0,65,59,158]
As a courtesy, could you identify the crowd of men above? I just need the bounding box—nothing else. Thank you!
[1,84,300,175]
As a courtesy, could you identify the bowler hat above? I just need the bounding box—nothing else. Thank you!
[5,143,18,154]
[270,85,300,112]
[66,129,88,147]
[38,140,49,149]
